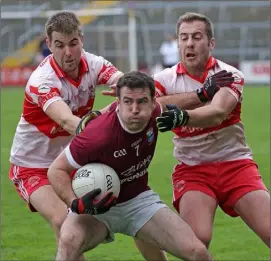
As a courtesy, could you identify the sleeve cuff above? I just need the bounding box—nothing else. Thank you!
[43,96,63,112]
[64,145,82,169]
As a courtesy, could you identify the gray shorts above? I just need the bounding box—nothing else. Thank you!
[93,190,168,243]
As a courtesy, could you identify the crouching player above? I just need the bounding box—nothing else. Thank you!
[48,71,214,261]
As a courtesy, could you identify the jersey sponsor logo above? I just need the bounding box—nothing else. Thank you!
[98,67,118,84]
[120,168,147,184]
[131,138,142,148]
[38,91,60,108]
[50,125,65,135]
[113,149,127,158]
[120,155,152,177]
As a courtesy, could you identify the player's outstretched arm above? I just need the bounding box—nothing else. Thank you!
[156,70,234,111]
[75,102,116,135]
[157,92,203,111]
[156,87,238,131]
[45,100,81,135]
[185,87,238,127]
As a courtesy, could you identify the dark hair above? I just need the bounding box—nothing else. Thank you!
[116,71,155,99]
[45,11,83,41]
[176,12,214,42]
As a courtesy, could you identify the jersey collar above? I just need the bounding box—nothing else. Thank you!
[176,56,217,83]
[50,55,89,80]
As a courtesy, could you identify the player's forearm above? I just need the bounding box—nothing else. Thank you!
[47,167,77,207]
[157,92,203,111]
[186,105,226,128]
[45,100,81,135]
[60,115,81,135]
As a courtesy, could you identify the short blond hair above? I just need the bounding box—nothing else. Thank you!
[45,11,83,41]
[176,12,214,41]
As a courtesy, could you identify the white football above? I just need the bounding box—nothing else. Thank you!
[72,163,120,200]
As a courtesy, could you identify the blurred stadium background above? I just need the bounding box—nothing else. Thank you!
[1,1,270,260]
[1,0,270,83]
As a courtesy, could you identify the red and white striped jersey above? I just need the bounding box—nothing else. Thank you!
[10,50,122,168]
[154,57,253,165]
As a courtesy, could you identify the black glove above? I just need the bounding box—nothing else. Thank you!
[197,70,234,102]
[76,111,101,135]
[71,188,117,215]
[156,104,189,132]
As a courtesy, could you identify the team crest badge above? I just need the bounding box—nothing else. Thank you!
[146,128,154,144]
[38,84,51,94]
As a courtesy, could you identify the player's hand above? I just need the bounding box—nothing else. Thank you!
[101,84,117,97]
[76,110,101,135]
[197,70,234,102]
[71,188,117,215]
[156,104,189,132]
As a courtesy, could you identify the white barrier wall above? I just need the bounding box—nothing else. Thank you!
[240,61,270,84]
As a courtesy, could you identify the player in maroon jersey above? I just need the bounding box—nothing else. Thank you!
[48,71,213,261]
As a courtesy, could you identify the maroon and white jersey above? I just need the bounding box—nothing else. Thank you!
[10,50,122,168]
[154,56,252,165]
[65,102,161,203]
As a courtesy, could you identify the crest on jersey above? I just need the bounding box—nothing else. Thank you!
[38,84,51,94]
[146,128,154,144]
[27,176,41,188]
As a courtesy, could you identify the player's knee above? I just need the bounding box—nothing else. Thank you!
[260,231,270,247]
[185,226,212,248]
[59,228,84,253]
[196,231,212,248]
[264,234,270,247]
[189,244,212,261]
[50,215,66,235]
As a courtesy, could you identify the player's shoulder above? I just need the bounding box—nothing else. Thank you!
[215,59,244,79]
[82,50,109,69]
[153,64,178,81]
[82,50,99,62]
[27,55,61,89]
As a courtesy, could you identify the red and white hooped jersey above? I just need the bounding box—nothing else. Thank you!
[10,50,122,168]
[154,57,253,165]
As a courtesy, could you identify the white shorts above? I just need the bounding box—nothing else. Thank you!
[93,190,168,243]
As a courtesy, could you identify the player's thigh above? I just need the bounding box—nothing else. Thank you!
[179,191,217,246]
[234,190,270,240]
[30,185,67,228]
[172,163,217,246]
[135,207,205,260]
[133,238,168,261]
[60,212,109,253]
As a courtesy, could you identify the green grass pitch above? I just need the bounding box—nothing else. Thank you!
[1,86,269,260]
